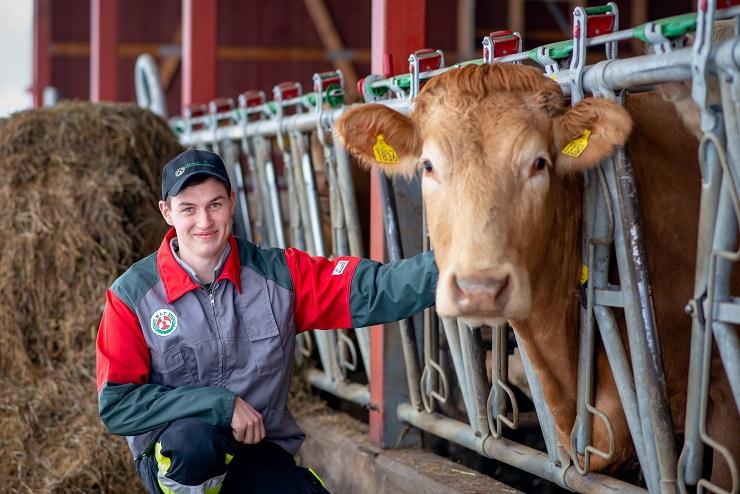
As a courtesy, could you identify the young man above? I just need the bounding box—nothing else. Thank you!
[96,149,438,493]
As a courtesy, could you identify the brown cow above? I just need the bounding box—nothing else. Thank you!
[336,63,739,486]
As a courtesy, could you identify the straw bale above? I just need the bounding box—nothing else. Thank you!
[0,102,182,492]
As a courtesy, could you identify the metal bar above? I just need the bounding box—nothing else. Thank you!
[593,305,649,480]
[256,136,286,248]
[607,148,677,492]
[232,161,253,243]
[135,54,168,118]
[285,134,311,251]
[306,369,371,406]
[440,317,476,427]
[712,73,740,412]
[678,1,727,483]
[515,337,567,465]
[378,173,423,410]
[334,140,365,258]
[715,301,740,325]
[182,0,217,108]
[397,405,647,494]
[457,322,490,436]
[90,0,118,102]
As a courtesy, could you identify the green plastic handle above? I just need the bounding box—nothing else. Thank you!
[633,13,697,42]
[584,5,614,15]
[527,40,573,64]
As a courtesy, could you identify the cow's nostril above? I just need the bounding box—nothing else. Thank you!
[457,275,508,296]
[453,274,512,313]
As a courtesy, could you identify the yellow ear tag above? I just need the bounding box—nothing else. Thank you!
[580,265,589,285]
[372,134,400,164]
[561,129,592,158]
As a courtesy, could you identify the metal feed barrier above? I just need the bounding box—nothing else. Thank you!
[141,2,740,492]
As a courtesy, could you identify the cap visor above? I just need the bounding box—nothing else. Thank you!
[165,170,229,199]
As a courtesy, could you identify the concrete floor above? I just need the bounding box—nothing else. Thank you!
[295,406,522,494]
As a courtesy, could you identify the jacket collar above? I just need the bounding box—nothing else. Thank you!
[157,227,242,303]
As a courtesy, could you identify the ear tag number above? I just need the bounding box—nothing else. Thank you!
[373,134,400,164]
[561,129,592,158]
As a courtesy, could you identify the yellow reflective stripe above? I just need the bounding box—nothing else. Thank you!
[205,485,222,494]
[308,467,325,486]
[225,452,233,466]
[154,442,172,475]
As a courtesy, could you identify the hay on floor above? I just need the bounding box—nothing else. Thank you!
[0,102,183,493]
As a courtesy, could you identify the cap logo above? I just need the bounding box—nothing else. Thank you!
[175,166,186,177]
[150,309,178,336]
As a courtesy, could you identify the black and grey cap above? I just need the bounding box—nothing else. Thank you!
[161,149,231,200]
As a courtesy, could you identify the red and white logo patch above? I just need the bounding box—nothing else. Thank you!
[150,309,178,336]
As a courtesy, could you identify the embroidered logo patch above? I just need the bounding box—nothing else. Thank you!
[175,166,186,177]
[150,309,178,336]
[332,260,349,276]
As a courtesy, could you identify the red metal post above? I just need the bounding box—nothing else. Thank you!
[369,0,426,448]
[90,0,118,102]
[32,0,52,107]
[182,0,218,110]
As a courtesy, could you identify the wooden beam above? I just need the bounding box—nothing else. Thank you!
[32,0,52,107]
[369,0,426,450]
[159,26,182,92]
[49,42,371,63]
[631,0,649,54]
[303,0,359,99]
[508,0,524,38]
[90,0,118,102]
[457,0,476,62]
[182,0,217,107]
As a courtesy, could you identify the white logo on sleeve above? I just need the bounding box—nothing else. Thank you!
[332,260,349,276]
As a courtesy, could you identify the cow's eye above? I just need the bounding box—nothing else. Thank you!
[422,159,434,173]
[532,157,548,172]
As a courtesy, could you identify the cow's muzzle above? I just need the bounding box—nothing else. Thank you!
[450,273,512,316]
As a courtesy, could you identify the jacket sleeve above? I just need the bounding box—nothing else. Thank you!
[96,289,235,436]
[284,248,438,332]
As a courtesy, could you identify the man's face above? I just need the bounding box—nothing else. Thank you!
[158,177,235,262]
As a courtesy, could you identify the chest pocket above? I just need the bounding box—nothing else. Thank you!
[149,348,198,387]
[238,281,285,376]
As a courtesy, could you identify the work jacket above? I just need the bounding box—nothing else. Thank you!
[96,228,437,459]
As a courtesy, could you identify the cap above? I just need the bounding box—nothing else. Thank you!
[161,149,232,200]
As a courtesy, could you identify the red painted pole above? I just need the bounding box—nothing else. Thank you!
[32,0,51,107]
[90,0,118,102]
[369,0,426,448]
[182,0,217,111]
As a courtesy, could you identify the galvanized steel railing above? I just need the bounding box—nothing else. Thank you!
[155,2,740,492]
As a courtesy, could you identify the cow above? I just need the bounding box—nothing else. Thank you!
[335,62,739,487]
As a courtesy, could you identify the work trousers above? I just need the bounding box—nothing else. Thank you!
[135,418,329,494]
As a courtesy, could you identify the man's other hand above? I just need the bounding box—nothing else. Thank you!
[231,396,265,444]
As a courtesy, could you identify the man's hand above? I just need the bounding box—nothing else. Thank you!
[231,396,265,444]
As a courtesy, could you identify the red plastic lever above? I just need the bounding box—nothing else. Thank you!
[275,82,301,100]
[490,30,521,57]
[208,97,234,114]
[410,49,443,74]
[239,90,265,109]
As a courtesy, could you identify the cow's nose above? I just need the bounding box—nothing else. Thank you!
[452,274,512,314]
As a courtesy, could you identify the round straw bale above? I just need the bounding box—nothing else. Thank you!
[0,101,182,492]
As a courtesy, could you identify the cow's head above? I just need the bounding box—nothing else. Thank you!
[337,64,631,326]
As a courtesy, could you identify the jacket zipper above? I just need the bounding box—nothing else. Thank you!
[207,282,226,385]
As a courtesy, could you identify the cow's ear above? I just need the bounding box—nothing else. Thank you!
[335,103,421,177]
[553,97,632,174]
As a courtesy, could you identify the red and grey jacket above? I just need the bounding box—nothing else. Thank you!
[96,228,437,458]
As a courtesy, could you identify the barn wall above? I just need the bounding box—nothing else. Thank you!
[45,0,696,116]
